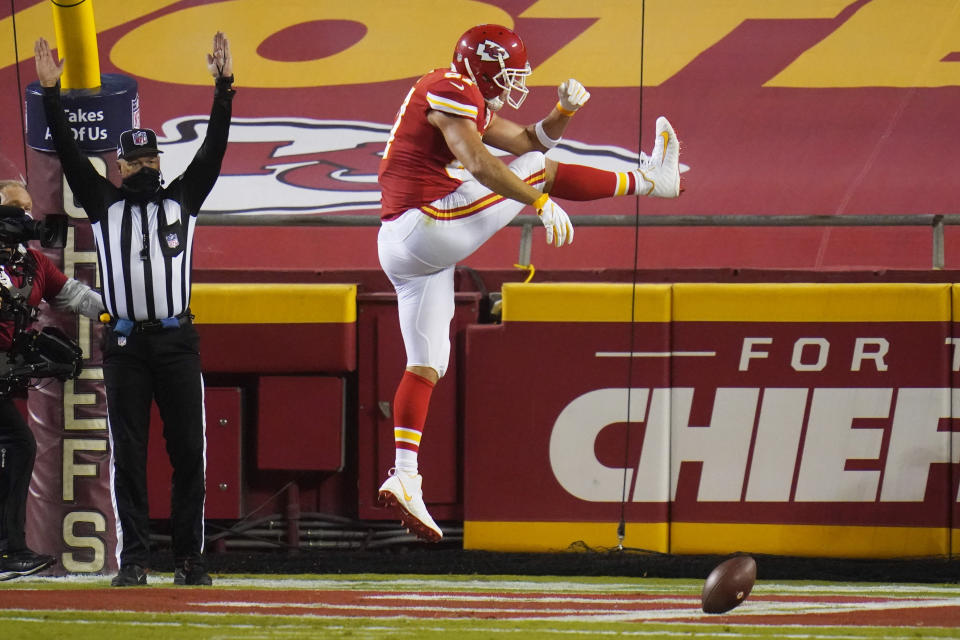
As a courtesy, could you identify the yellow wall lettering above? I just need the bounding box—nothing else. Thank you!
[770,0,960,87]
[63,374,106,432]
[62,511,106,573]
[521,0,856,86]
[62,438,106,501]
[0,0,180,70]
[8,1,947,89]
[110,0,512,87]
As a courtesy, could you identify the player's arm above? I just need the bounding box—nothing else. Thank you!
[481,114,542,155]
[427,110,573,247]
[428,110,542,205]
[483,79,590,155]
[33,250,104,320]
[483,108,570,155]
[50,278,104,320]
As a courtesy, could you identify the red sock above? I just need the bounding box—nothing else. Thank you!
[393,371,435,470]
[550,163,640,200]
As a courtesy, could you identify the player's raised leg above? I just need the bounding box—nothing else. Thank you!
[638,116,681,198]
[547,115,681,201]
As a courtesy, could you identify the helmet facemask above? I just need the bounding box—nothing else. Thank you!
[491,61,531,109]
[463,56,531,111]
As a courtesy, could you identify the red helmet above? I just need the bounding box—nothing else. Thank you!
[452,24,531,110]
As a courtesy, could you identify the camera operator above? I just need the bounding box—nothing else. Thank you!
[0,181,103,581]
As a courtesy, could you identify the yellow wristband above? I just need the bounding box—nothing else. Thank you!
[556,101,577,117]
[532,193,550,213]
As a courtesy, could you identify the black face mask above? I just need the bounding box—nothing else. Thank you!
[121,166,162,199]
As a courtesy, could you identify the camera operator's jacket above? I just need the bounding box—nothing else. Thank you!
[0,248,102,350]
[40,77,234,323]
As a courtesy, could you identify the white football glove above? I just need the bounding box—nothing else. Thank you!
[558,79,590,113]
[535,195,574,247]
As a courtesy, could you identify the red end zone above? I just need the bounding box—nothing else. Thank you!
[1,584,959,627]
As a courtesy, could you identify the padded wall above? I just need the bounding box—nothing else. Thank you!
[464,282,959,558]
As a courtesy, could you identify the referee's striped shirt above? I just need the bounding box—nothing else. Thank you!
[93,198,197,321]
[41,78,234,322]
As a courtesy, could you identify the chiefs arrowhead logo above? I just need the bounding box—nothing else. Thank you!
[151,115,672,216]
[477,40,509,63]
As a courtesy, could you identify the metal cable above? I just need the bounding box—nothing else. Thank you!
[617,0,647,550]
[10,0,29,176]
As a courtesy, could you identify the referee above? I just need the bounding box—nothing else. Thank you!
[35,33,235,586]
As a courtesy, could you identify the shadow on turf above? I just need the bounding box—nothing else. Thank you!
[149,539,960,583]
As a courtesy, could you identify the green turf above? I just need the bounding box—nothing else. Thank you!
[1,574,959,640]
[3,610,959,640]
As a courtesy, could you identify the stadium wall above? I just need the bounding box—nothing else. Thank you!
[136,277,960,560]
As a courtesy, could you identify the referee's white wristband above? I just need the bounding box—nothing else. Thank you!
[535,120,561,149]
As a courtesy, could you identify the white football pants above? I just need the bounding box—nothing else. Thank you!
[377,151,546,378]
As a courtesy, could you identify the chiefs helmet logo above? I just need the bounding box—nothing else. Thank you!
[151,115,659,216]
[476,40,509,63]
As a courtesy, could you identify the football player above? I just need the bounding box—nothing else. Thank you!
[376,24,681,541]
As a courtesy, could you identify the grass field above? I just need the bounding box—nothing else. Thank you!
[2,574,959,639]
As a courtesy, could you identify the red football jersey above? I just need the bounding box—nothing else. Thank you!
[0,249,68,350]
[378,68,492,220]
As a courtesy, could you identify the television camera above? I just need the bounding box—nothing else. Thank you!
[0,205,81,392]
[0,204,68,249]
[0,326,83,391]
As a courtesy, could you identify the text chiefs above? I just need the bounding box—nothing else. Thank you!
[550,335,960,504]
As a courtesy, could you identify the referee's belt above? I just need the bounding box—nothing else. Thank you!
[109,311,192,337]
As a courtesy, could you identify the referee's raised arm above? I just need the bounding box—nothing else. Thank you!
[35,37,111,223]
[181,31,236,215]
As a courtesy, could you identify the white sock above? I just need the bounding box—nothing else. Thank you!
[395,449,418,476]
[632,169,654,196]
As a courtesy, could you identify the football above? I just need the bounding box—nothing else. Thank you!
[700,555,757,614]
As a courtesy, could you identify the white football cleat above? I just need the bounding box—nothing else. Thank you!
[378,469,443,542]
[636,116,681,198]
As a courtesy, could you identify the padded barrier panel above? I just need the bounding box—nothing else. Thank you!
[191,283,357,373]
[952,285,960,557]
[256,375,344,472]
[464,282,958,558]
[670,283,953,558]
[355,292,481,522]
[147,387,243,519]
[465,283,672,552]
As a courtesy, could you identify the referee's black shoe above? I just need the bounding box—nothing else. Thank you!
[0,549,56,581]
[111,563,147,586]
[173,559,212,586]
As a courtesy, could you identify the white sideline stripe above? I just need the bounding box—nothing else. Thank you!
[408,629,943,640]
[726,598,960,618]
[196,601,691,616]
[1,575,675,592]
[757,583,960,595]
[192,596,960,623]
[596,351,717,358]
[0,613,262,630]
[363,594,696,604]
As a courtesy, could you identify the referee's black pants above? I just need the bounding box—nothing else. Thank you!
[103,322,206,570]
[0,398,35,553]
